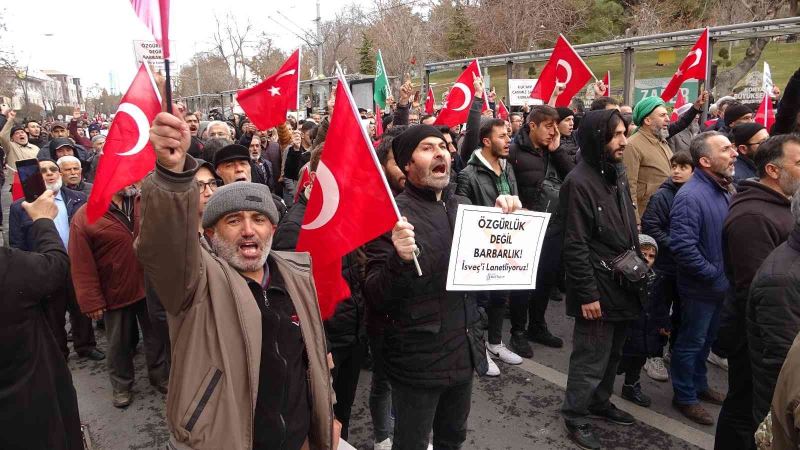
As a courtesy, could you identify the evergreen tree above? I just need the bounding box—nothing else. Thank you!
[358,32,376,75]
[446,3,475,60]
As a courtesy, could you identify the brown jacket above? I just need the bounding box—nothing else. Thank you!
[136,158,333,450]
[623,127,673,223]
[69,202,144,313]
[771,332,800,450]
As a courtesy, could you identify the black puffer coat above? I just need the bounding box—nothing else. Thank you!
[559,109,644,321]
[273,195,364,350]
[747,227,800,423]
[364,182,488,387]
[640,178,681,276]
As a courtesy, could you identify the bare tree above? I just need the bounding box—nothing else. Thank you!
[246,33,288,84]
[212,13,254,88]
[175,53,239,96]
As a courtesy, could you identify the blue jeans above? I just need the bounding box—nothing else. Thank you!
[670,297,722,405]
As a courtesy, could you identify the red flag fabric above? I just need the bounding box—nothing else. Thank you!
[601,71,610,96]
[375,105,384,139]
[11,171,23,202]
[237,50,300,131]
[661,28,709,102]
[296,80,398,319]
[530,35,594,107]
[497,99,510,120]
[670,89,688,122]
[434,59,481,127]
[425,86,435,115]
[129,0,170,58]
[294,166,310,203]
[87,63,161,223]
[755,94,776,132]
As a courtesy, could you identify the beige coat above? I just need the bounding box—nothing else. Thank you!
[623,127,673,223]
[1,117,39,171]
[770,332,800,450]
[136,158,333,450]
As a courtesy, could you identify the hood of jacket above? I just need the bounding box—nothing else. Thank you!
[576,109,624,179]
[729,178,790,212]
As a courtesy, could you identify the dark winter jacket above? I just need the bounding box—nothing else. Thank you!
[508,127,574,236]
[772,67,800,135]
[364,182,488,387]
[670,169,732,303]
[719,180,793,354]
[455,150,518,208]
[560,109,643,321]
[0,219,82,450]
[640,178,681,276]
[273,195,364,351]
[283,145,311,181]
[559,133,580,163]
[66,180,93,196]
[733,154,757,185]
[748,228,800,423]
[623,272,671,358]
[9,187,87,251]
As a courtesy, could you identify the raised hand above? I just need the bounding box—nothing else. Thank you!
[149,112,191,172]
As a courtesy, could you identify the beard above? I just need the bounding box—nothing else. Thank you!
[210,233,271,274]
[46,178,63,193]
[779,170,800,197]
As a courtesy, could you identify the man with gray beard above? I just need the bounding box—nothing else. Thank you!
[69,183,167,408]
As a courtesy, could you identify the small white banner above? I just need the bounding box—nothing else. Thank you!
[508,79,544,106]
[446,205,550,291]
[133,40,165,72]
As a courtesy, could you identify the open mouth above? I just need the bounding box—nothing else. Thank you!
[432,163,447,175]
[239,241,260,258]
[235,176,248,182]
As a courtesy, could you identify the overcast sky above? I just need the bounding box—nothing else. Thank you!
[3,0,367,93]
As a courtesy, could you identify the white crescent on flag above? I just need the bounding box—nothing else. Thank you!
[556,60,573,85]
[275,69,296,81]
[302,161,341,230]
[687,49,703,70]
[115,102,151,156]
[451,83,472,111]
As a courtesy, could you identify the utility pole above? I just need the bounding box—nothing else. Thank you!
[315,0,324,110]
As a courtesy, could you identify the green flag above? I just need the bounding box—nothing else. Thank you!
[374,49,390,108]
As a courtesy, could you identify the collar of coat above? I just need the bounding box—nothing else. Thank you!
[469,148,508,174]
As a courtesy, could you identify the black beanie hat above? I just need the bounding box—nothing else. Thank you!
[556,107,574,123]
[724,104,753,126]
[392,124,446,174]
[732,122,766,147]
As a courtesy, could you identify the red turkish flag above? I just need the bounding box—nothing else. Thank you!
[755,93,776,132]
[129,0,170,58]
[497,99,509,120]
[670,89,688,122]
[425,86,435,115]
[530,35,594,107]
[601,71,610,96]
[87,63,161,223]
[296,79,398,319]
[661,28,709,102]
[294,166,310,203]
[237,50,300,131]
[434,59,481,127]
[11,171,23,201]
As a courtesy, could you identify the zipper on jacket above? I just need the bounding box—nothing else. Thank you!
[265,288,289,448]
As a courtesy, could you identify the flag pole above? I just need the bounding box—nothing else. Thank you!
[164,59,173,114]
[335,61,423,277]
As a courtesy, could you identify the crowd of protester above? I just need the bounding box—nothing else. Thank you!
[3,65,800,450]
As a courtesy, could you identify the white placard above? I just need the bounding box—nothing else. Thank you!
[133,40,165,72]
[508,79,544,106]
[446,205,550,291]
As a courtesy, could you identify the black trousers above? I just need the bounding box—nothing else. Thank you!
[714,344,756,450]
[145,279,171,374]
[510,234,563,335]
[618,355,647,385]
[105,300,168,392]
[44,279,96,359]
[331,341,365,441]
[391,378,473,450]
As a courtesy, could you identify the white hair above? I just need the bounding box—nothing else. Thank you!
[207,120,230,136]
[57,155,82,168]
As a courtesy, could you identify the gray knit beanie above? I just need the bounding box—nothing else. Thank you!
[638,234,658,253]
[202,182,279,228]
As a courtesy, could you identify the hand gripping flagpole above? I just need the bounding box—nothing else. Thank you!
[334,62,423,277]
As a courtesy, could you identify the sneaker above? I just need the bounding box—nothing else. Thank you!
[485,349,500,376]
[78,349,106,361]
[509,332,533,359]
[526,326,564,348]
[621,382,652,407]
[373,438,392,450]
[644,357,669,382]
[588,403,635,425]
[427,445,433,450]
[673,401,714,425]
[112,390,132,408]
[487,342,523,365]
[707,352,729,371]
[698,388,726,406]
[564,420,601,450]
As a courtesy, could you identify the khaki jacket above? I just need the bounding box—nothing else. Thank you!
[771,332,800,450]
[136,158,333,450]
[1,117,39,171]
[623,128,673,223]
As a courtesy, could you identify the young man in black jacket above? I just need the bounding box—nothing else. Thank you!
[365,124,520,450]
[560,109,643,450]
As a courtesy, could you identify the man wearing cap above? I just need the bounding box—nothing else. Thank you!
[50,121,69,139]
[0,108,40,171]
[366,124,520,449]
[139,112,338,450]
[556,107,579,162]
[213,143,252,184]
[732,123,769,184]
[723,104,755,132]
[624,92,708,221]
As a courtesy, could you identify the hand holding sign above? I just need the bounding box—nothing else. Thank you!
[494,195,522,213]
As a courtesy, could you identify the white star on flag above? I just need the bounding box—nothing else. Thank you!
[675,69,683,77]
[269,86,281,96]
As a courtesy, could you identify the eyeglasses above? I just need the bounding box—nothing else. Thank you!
[40,166,59,174]
[197,179,222,192]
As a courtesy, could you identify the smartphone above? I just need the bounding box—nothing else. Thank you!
[17,159,46,203]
